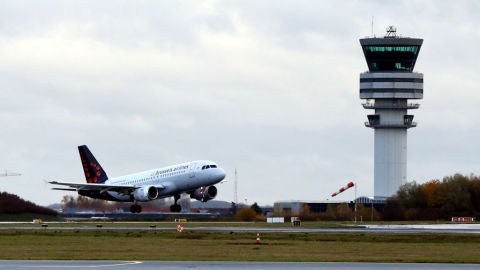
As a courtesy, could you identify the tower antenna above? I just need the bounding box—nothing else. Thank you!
[385,25,397,38]
[371,16,374,37]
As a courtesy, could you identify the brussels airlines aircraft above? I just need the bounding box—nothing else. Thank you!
[49,145,226,213]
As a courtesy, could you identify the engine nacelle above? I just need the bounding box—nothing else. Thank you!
[191,186,217,202]
[133,186,159,202]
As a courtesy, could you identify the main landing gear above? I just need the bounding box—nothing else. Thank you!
[170,194,182,212]
[130,204,142,213]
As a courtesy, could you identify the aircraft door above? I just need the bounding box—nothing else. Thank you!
[188,163,196,178]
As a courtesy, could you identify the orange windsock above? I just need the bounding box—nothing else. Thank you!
[331,182,355,197]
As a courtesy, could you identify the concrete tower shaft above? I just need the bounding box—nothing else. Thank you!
[360,27,423,199]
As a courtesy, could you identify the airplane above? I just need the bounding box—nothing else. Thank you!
[49,145,226,213]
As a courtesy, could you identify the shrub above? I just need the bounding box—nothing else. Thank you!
[235,207,257,221]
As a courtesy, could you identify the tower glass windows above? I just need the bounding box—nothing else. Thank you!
[362,45,421,72]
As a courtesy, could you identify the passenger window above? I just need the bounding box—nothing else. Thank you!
[211,165,217,168]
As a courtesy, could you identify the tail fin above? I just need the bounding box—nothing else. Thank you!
[78,145,108,183]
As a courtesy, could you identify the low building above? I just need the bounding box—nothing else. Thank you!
[273,198,386,216]
[273,200,350,216]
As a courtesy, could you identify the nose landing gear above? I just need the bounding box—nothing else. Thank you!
[169,194,182,212]
[130,204,142,213]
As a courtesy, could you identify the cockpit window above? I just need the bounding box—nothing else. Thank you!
[201,164,217,170]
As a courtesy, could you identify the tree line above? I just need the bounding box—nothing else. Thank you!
[297,173,480,221]
[384,173,480,220]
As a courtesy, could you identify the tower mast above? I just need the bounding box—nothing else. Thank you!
[234,168,238,204]
[0,170,21,177]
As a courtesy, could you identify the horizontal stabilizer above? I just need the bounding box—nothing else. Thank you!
[49,180,166,196]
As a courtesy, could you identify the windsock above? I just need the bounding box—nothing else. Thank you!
[331,182,355,197]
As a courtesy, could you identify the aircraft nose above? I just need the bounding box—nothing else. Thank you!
[216,168,226,181]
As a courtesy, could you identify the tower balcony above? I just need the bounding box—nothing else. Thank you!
[362,103,420,110]
[365,122,417,129]
[365,114,417,129]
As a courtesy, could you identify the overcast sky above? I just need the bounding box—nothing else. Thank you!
[0,1,479,206]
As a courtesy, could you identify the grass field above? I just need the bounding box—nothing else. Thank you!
[0,229,479,263]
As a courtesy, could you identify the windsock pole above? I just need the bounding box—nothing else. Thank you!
[354,183,357,223]
[331,181,357,223]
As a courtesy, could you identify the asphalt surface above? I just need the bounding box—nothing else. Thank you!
[1,223,480,234]
[0,261,479,269]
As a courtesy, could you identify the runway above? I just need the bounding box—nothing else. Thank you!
[1,223,480,234]
[1,261,479,270]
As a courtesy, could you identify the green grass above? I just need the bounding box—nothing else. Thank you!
[0,229,479,263]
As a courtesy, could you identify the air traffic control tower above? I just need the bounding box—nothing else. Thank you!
[360,26,423,199]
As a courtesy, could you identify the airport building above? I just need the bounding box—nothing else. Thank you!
[273,198,386,217]
[273,201,350,216]
[360,26,423,199]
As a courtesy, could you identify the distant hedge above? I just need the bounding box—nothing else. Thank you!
[0,192,57,216]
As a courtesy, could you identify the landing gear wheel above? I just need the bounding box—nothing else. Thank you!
[130,204,142,213]
[169,194,182,212]
[170,204,181,212]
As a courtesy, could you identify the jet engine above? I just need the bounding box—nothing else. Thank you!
[191,186,217,202]
[133,186,159,201]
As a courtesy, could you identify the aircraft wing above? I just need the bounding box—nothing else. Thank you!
[49,181,165,195]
